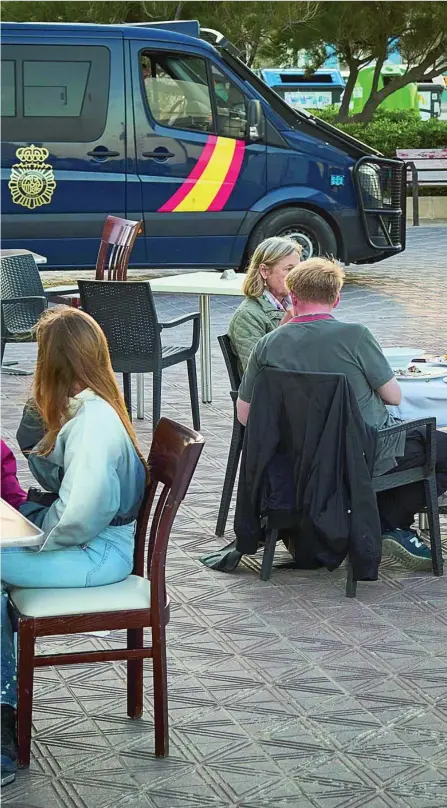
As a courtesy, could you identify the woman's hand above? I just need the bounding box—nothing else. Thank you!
[280,308,293,326]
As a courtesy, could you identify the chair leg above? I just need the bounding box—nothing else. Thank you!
[345,560,357,598]
[260,529,278,581]
[16,618,35,768]
[215,420,244,536]
[127,628,144,719]
[152,623,169,757]
[123,373,132,420]
[187,358,200,431]
[1,337,6,364]
[424,476,444,576]
[152,370,162,429]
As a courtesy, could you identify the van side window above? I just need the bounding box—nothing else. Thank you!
[211,65,247,140]
[1,61,16,117]
[23,60,91,117]
[1,45,110,142]
[141,53,213,133]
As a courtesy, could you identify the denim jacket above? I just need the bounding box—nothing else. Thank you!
[20,390,146,552]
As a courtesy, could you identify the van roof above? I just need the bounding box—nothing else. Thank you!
[0,20,216,52]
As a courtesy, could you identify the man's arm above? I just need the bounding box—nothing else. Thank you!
[236,338,264,425]
[377,377,401,406]
[357,329,401,405]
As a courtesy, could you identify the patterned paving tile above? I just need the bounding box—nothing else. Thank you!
[2,227,447,807]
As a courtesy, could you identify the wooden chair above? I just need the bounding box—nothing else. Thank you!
[95,215,142,281]
[43,215,142,305]
[8,418,204,767]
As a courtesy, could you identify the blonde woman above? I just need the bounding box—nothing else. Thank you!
[1,308,147,784]
[228,237,301,370]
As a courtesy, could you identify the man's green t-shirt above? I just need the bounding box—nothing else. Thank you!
[238,318,405,476]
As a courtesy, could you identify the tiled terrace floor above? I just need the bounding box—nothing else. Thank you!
[2,227,447,808]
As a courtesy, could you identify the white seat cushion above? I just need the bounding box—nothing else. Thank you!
[9,575,150,618]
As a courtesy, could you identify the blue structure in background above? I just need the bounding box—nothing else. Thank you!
[259,68,345,110]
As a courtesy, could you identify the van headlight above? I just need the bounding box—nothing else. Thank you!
[358,163,383,205]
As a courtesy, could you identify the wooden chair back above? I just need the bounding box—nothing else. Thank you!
[133,418,204,610]
[95,215,142,281]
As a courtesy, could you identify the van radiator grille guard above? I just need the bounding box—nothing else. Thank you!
[353,157,406,252]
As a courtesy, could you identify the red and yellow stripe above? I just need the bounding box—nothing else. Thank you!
[158,135,245,213]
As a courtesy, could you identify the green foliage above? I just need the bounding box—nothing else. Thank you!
[313,108,447,157]
[1,1,319,65]
[1,1,136,23]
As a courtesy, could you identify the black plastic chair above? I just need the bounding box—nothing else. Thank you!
[260,415,443,595]
[78,280,200,429]
[215,335,245,537]
[1,253,48,368]
[346,415,444,595]
[216,344,444,595]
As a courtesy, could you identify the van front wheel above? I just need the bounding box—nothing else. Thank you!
[247,208,337,263]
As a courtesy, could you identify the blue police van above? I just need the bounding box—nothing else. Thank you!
[1,20,406,270]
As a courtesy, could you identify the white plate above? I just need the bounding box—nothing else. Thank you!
[382,347,423,369]
[423,356,447,367]
[396,368,447,381]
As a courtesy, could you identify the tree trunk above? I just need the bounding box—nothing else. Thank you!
[174,2,183,20]
[336,65,359,122]
[247,40,259,68]
[349,44,447,124]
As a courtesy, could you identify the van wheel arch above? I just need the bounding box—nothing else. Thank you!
[242,205,342,270]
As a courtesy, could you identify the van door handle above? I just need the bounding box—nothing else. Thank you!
[142,150,175,161]
[87,148,120,160]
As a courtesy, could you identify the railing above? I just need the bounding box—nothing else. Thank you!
[405,162,447,227]
[397,150,447,227]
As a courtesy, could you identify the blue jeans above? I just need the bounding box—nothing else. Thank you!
[1,524,135,708]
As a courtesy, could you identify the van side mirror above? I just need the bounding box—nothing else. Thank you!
[247,99,264,142]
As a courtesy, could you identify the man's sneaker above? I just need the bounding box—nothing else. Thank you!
[1,705,17,787]
[382,529,433,571]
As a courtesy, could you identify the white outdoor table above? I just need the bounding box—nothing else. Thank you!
[389,376,447,428]
[0,249,47,265]
[149,271,245,403]
[0,499,44,548]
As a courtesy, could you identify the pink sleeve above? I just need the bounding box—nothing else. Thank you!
[1,440,27,510]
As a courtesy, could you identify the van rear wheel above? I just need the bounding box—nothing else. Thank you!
[247,208,337,263]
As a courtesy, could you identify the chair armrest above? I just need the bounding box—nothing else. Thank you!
[160,312,201,355]
[1,296,47,305]
[44,286,79,299]
[159,312,200,329]
[379,416,436,437]
[379,416,437,474]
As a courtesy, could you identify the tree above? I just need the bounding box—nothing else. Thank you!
[280,1,447,124]
[186,1,320,67]
[359,2,447,124]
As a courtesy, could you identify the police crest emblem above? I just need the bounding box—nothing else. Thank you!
[8,144,56,209]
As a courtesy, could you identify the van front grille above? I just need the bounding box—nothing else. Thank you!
[353,157,405,252]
